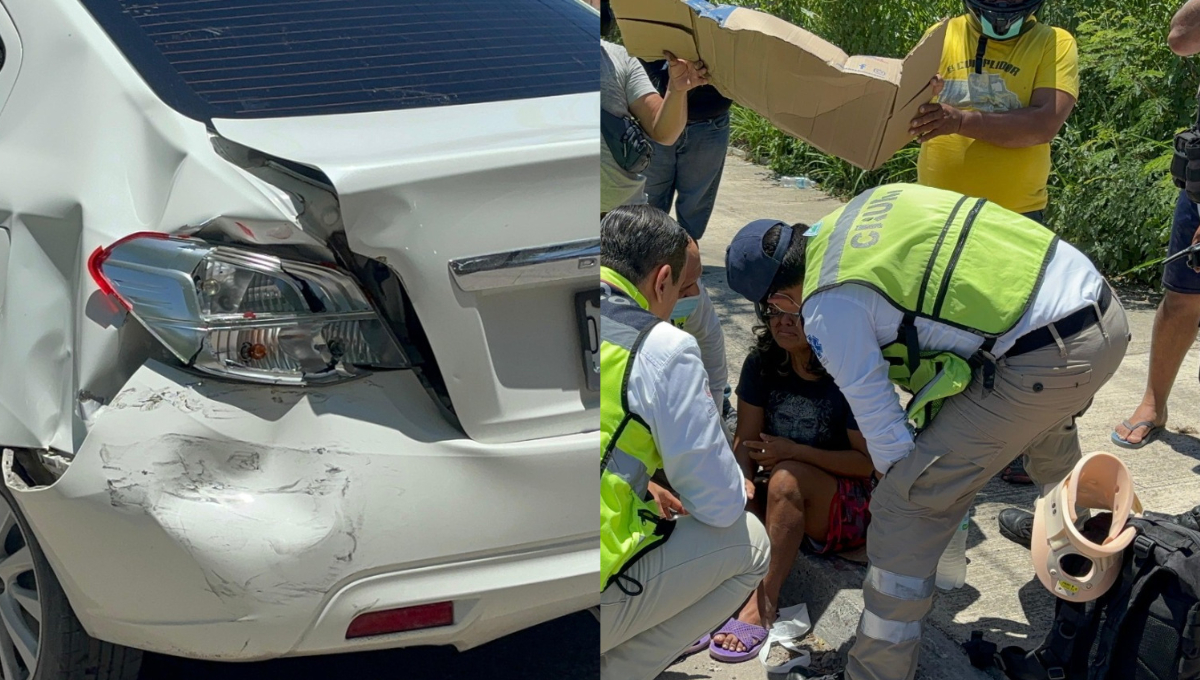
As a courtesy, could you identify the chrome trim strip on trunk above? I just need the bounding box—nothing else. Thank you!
[449,238,599,292]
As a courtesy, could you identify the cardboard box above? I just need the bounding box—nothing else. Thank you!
[611,0,947,170]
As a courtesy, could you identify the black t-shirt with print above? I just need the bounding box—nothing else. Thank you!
[736,348,858,451]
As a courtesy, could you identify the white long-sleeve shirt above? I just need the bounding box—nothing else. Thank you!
[678,283,729,411]
[802,240,1106,475]
[626,321,746,528]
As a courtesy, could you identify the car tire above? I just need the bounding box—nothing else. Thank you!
[0,480,142,680]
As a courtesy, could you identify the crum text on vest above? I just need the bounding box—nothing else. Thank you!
[851,189,903,249]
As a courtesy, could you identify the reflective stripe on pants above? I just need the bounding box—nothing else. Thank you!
[846,296,1129,680]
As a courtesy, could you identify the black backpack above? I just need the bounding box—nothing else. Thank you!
[997,515,1200,680]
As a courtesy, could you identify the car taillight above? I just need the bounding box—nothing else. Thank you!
[345,602,454,639]
[89,233,407,385]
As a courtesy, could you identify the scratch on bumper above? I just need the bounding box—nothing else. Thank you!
[98,432,365,606]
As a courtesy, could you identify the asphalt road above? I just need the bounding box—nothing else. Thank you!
[138,611,598,680]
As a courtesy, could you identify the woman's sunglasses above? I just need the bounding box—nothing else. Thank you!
[757,293,802,321]
[760,305,802,321]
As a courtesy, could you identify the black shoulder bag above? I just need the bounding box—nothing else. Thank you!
[601,108,653,175]
[1171,97,1200,203]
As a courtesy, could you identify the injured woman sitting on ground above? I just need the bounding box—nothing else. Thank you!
[708,264,875,664]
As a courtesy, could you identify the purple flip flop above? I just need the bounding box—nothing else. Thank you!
[708,618,769,663]
[679,633,711,659]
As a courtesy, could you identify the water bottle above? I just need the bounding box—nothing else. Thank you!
[936,509,970,591]
[778,175,817,190]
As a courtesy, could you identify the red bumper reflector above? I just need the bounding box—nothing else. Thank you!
[345,601,454,639]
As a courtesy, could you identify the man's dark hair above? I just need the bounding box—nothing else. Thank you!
[601,205,690,286]
[763,222,809,298]
[600,0,614,38]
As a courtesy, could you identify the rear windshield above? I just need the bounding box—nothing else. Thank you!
[81,0,599,121]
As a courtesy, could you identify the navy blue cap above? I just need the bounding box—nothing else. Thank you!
[726,219,794,302]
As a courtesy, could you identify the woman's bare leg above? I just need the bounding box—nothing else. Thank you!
[714,461,836,651]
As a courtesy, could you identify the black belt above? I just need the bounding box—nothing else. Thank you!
[1006,285,1113,359]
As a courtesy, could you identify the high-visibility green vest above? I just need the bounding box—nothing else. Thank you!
[804,183,1058,428]
[600,268,674,591]
[881,344,974,430]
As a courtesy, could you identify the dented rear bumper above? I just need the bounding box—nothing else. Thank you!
[7,361,597,660]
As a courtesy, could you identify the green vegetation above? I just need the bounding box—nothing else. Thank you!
[727,0,1200,283]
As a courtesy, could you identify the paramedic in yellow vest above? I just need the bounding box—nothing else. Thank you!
[727,183,1128,680]
[909,0,1079,486]
[600,204,769,680]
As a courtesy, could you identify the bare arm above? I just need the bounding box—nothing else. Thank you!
[1171,0,1200,56]
[629,90,687,146]
[628,52,707,146]
[744,429,875,479]
[911,87,1076,148]
[732,399,765,485]
[958,88,1076,147]
[792,429,875,478]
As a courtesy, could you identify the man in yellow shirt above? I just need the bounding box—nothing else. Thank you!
[908,0,1078,487]
[909,0,1079,222]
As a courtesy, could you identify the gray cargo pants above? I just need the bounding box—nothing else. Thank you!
[846,293,1130,680]
[600,512,770,680]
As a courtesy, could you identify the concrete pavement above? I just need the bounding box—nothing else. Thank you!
[662,153,1200,680]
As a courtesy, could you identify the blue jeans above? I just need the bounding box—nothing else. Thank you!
[643,112,731,240]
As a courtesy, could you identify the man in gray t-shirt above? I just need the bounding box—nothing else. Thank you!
[601,40,707,213]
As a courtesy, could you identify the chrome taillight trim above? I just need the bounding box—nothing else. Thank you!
[448,238,599,292]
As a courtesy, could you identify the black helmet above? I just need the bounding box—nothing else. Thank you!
[963,0,1045,37]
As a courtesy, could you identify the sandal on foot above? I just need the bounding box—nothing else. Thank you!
[708,618,769,663]
[677,634,710,661]
[1000,457,1033,485]
[1111,419,1164,450]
